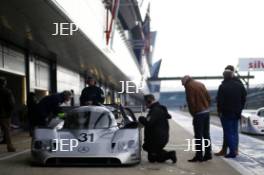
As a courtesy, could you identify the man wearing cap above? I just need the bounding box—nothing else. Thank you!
[182,75,212,162]
[0,77,16,152]
[35,91,72,127]
[80,77,105,105]
[139,94,177,163]
[216,66,247,158]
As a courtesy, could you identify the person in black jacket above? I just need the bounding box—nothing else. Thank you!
[0,77,16,152]
[215,65,244,156]
[35,91,72,127]
[217,66,247,158]
[80,77,105,106]
[139,94,176,163]
[27,92,38,136]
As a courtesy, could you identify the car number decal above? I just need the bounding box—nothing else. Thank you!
[78,133,94,142]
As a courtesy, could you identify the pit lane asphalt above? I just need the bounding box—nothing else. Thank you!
[172,110,264,175]
[211,116,264,141]
[0,115,240,175]
[172,109,264,141]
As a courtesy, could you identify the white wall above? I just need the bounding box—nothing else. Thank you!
[57,66,81,94]
[51,0,143,88]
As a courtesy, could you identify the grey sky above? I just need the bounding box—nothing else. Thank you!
[151,0,264,91]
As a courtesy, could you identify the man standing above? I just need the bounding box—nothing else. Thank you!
[35,91,72,127]
[27,92,38,136]
[139,94,176,163]
[80,77,105,106]
[0,77,16,152]
[217,67,247,158]
[215,65,244,156]
[182,75,212,162]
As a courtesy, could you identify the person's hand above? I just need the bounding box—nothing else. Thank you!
[138,116,146,125]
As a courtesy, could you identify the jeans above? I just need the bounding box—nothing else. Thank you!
[220,117,227,151]
[193,112,212,159]
[221,114,239,155]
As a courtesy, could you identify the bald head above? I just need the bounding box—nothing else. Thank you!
[144,94,156,108]
[181,75,191,86]
[223,69,234,80]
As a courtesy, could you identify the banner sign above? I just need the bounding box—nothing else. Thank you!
[239,58,264,71]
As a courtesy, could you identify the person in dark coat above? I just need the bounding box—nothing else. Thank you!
[80,77,105,106]
[217,67,247,158]
[35,91,72,127]
[27,92,38,136]
[215,65,244,156]
[0,77,16,152]
[139,94,176,163]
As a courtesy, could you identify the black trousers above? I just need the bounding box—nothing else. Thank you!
[148,149,174,162]
[193,112,212,159]
[143,142,173,162]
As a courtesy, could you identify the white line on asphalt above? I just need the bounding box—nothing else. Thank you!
[0,149,30,161]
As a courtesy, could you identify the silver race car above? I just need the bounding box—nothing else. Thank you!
[240,107,264,135]
[31,105,141,166]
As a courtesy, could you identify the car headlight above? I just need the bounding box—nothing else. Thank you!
[128,140,136,148]
[118,141,128,152]
[118,140,136,152]
[33,140,52,151]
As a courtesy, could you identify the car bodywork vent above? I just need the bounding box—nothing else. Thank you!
[45,157,121,166]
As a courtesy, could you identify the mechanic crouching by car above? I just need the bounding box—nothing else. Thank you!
[80,76,105,106]
[139,94,177,163]
[34,91,72,127]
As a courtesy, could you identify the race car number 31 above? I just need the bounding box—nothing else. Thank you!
[78,133,94,142]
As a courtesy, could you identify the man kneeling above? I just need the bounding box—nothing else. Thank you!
[139,94,176,163]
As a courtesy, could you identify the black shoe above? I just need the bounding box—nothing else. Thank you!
[188,157,203,163]
[203,156,212,161]
[170,151,177,164]
[224,153,236,158]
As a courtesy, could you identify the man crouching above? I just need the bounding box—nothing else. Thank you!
[139,94,176,163]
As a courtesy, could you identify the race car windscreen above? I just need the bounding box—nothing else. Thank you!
[63,110,118,129]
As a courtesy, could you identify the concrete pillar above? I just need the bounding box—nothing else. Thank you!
[49,59,57,94]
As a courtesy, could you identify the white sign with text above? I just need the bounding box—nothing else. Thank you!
[239,58,264,71]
